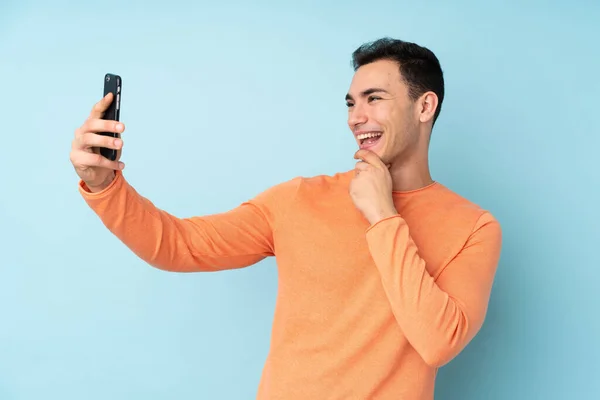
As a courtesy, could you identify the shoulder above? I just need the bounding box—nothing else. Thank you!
[431,182,502,245]
[245,169,344,207]
[247,169,353,216]
[405,181,502,246]
[400,182,502,278]
[257,170,354,199]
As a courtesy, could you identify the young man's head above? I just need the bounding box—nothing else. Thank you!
[346,38,444,165]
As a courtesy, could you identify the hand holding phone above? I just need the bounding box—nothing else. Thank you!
[69,73,125,192]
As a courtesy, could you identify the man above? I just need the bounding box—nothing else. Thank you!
[70,38,502,399]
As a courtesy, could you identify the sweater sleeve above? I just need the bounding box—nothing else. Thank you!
[78,171,298,272]
[364,212,502,367]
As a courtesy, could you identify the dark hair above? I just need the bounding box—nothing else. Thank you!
[352,37,445,125]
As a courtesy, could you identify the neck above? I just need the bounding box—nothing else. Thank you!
[388,149,433,192]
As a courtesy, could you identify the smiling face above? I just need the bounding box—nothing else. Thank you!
[345,59,424,165]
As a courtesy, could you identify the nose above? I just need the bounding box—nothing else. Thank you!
[348,103,368,129]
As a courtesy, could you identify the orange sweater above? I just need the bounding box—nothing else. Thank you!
[79,170,502,399]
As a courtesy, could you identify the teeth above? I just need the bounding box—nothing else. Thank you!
[356,132,382,140]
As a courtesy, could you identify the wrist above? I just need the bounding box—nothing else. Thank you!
[367,206,398,226]
[86,172,115,193]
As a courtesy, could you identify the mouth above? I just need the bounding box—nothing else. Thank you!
[356,132,383,149]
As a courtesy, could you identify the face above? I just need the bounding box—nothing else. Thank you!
[345,59,423,164]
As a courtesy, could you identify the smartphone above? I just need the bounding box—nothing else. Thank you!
[99,73,122,161]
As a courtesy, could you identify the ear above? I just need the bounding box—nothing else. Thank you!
[418,92,438,124]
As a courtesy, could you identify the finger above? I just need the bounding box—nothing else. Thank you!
[71,149,124,170]
[355,161,370,171]
[80,118,125,136]
[88,92,114,120]
[78,132,123,151]
[353,149,387,169]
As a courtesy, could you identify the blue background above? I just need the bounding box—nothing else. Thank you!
[1,1,599,399]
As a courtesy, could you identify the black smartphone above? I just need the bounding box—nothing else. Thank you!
[99,73,122,161]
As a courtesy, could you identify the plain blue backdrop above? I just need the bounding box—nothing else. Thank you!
[1,1,599,399]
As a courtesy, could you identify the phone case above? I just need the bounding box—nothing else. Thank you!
[99,73,122,161]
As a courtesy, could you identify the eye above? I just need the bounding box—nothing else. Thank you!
[368,95,381,103]
[346,102,354,108]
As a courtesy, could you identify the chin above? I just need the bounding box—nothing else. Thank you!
[373,143,389,162]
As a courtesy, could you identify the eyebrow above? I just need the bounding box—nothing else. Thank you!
[345,87,390,101]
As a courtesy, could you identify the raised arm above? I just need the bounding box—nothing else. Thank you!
[79,171,293,272]
[71,92,296,273]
